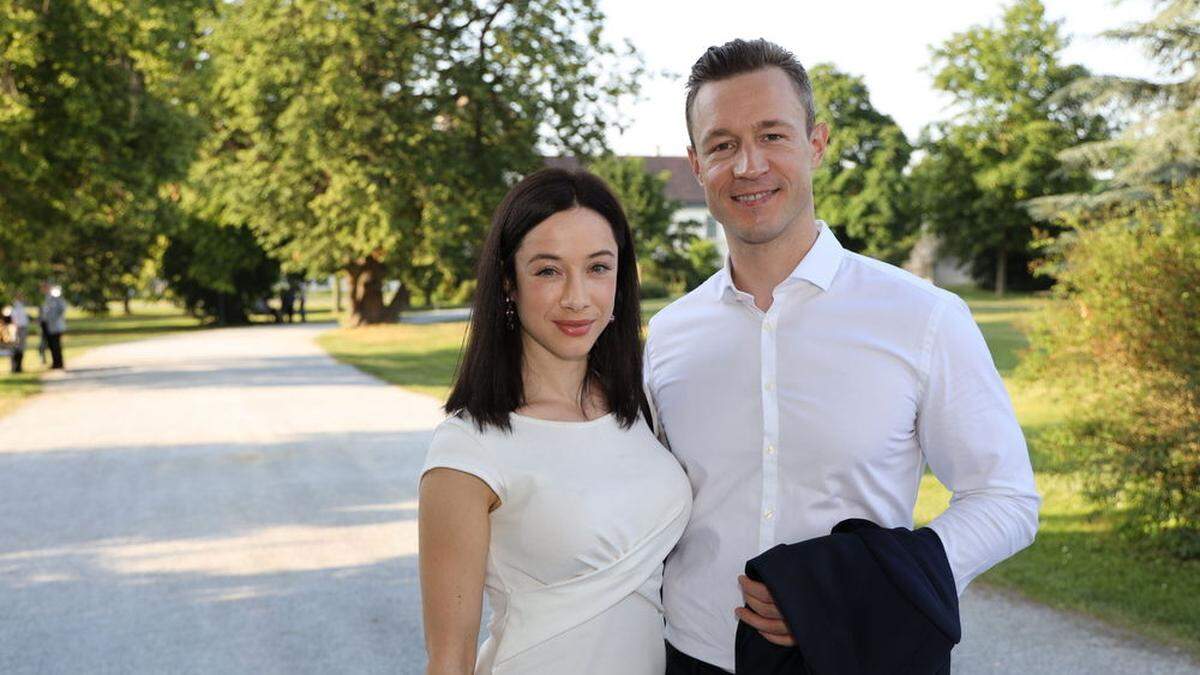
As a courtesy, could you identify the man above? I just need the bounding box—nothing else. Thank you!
[643,39,1040,673]
[39,282,67,370]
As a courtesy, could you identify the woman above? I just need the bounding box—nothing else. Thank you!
[419,168,692,674]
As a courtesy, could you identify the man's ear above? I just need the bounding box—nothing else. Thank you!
[687,145,703,186]
[809,122,831,167]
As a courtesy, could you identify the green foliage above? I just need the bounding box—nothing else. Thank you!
[589,156,720,293]
[193,0,640,324]
[914,0,1108,293]
[1032,0,1200,214]
[1020,180,1200,557]
[0,0,209,309]
[160,218,280,325]
[808,64,916,264]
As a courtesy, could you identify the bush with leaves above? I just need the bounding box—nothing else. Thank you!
[1020,180,1200,557]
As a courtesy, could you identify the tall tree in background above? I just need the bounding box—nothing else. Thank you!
[1030,0,1200,216]
[193,0,640,325]
[0,0,208,309]
[808,64,916,264]
[914,0,1108,294]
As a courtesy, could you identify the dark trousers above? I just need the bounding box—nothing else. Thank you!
[666,642,730,675]
[46,331,63,369]
[10,348,23,373]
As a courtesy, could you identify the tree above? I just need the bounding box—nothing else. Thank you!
[0,0,209,310]
[1030,0,1200,216]
[193,0,641,325]
[914,0,1108,294]
[160,217,280,325]
[808,64,916,264]
[589,156,720,293]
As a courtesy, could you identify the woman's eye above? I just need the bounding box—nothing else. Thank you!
[535,267,558,277]
[590,263,612,273]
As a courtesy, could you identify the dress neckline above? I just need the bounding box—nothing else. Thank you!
[509,411,615,428]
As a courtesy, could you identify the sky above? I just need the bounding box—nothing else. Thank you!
[599,0,1163,157]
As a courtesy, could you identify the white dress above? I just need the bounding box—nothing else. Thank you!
[422,411,693,675]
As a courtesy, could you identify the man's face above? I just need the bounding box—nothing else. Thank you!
[687,66,829,248]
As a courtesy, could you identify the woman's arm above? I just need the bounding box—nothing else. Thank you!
[419,468,500,675]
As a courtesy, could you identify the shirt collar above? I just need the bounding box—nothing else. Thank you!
[714,220,844,301]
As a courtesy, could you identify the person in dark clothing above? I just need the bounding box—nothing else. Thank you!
[39,282,66,370]
[280,286,296,323]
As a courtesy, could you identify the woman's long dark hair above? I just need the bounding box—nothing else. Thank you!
[445,167,648,433]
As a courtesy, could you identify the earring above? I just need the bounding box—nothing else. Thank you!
[505,298,517,331]
[608,314,616,323]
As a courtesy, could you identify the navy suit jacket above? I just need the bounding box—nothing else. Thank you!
[734,518,961,674]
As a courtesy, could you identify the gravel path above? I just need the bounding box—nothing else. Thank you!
[0,323,1195,674]
[0,324,442,674]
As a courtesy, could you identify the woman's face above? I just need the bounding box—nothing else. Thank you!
[511,206,619,365]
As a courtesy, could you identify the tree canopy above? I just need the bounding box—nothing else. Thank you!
[190,0,641,324]
[808,64,916,264]
[0,0,207,309]
[913,0,1108,293]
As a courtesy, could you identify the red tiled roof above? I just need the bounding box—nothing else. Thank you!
[543,156,706,205]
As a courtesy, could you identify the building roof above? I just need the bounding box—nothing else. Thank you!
[543,156,705,205]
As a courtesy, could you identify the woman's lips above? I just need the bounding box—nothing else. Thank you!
[553,320,595,337]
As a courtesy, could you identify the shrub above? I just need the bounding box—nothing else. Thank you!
[1020,180,1200,557]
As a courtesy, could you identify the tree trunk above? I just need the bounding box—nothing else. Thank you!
[347,256,408,326]
[332,274,343,313]
[994,248,1007,297]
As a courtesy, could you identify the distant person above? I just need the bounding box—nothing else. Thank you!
[296,281,307,323]
[39,282,67,370]
[280,285,296,324]
[6,293,30,373]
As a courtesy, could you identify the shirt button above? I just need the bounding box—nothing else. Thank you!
[762,322,773,332]
[765,444,776,455]
[764,510,774,520]
[764,381,775,392]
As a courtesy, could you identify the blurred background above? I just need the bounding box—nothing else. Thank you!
[1,0,1197,672]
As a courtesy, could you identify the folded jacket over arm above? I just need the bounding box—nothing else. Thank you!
[735,518,961,675]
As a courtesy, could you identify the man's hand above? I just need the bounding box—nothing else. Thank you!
[735,574,795,647]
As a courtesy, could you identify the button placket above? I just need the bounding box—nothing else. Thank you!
[758,299,782,553]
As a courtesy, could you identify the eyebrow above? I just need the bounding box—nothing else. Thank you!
[526,250,616,264]
[700,119,797,148]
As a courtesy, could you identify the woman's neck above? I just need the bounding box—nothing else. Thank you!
[518,338,605,421]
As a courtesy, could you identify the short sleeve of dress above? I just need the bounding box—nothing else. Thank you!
[421,417,506,503]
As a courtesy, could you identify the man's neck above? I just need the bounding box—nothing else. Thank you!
[728,220,821,312]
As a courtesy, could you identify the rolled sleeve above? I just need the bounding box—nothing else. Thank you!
[918,296,1041,595]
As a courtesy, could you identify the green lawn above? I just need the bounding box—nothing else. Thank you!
[320,287,1200,659]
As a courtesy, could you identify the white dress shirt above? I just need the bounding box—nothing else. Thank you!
[644,223,1040,672]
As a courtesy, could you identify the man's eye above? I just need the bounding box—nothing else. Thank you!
[710,142,733,153]
[764,133,785,142]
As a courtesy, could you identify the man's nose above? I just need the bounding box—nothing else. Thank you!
[733,142,768,179]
